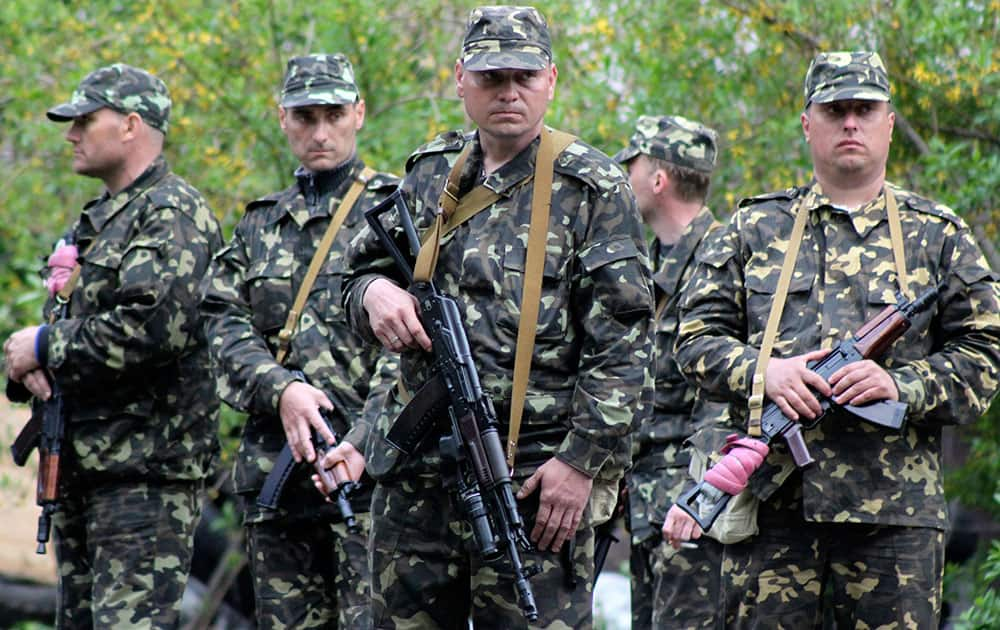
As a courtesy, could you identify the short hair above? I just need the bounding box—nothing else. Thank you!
[648,156,711,203]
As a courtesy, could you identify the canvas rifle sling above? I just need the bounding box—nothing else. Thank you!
[275,166,374,365]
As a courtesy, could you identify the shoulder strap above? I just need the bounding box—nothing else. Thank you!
[275,167,374,365]
[885,188,910,300]
[506,127,576,468]
[747,191,813,436]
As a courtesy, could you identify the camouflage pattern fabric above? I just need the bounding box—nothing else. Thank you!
[47,63,172,133]
[343,129,653,623]
[53,480,202,629]
[625,208,725,629]
[247,512,372,629]
[200,157,398,626]
[40,155,222,484]
[461,5,552,71]
[612,115,718,174]
[280,53,360,107]
[630,532,723,630]
[675,180,1000,626]
[201,156,398,521]
[369,476,596,629]
[719,475,945,628]
[804,51,890,108]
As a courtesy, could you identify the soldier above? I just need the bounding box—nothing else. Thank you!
[3,63,222,628]
[342,5,653,628]
[666,51,1000,627]
[612,115,726,630]
[200,53,398,628]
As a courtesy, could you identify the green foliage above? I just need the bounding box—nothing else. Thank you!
[953,540,1000,630]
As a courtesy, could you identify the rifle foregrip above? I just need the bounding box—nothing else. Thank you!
[38,454,60,503]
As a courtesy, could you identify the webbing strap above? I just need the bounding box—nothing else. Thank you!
[747,192,813,436]
[885,189,910,300]
[50,241,97,325]
[506,127,575,468]
[275,167,374,365]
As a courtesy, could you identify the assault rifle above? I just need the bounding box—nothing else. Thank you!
[675,285,939,532]
[365,191,539,622]
[257,372,359,533]
[9,374,65,555]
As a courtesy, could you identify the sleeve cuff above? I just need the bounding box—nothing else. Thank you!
[259,368,301,415]
[554,430,614,479]
[35,325,50,367]
[890,365,926,414]
[342,422,371,455]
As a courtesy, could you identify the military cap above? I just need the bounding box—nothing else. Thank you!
[461,5,552,71]
[613,115,718,174]
[280,53,360,108]
[804,51,890,108]
[47,63,171,133]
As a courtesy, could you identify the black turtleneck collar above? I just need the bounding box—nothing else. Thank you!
[295,156,357,208]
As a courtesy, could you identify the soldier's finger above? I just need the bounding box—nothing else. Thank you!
[537,507,564,551]
[530,502,551,542]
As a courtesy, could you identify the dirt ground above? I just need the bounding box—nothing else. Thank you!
[0,399,57,585]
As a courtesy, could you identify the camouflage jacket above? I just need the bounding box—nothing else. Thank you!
[37,156,223,484]
[344,130,655,484]
[201,157,398,521]
[676,180,1000,529]
[626,206,726,543]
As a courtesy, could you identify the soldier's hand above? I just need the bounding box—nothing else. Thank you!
[764,349,833,421]
[662,503,703,549]
[829,359,899,405]
[517,457,593,553]
[21,369,52,400]
[3,326,42,381]
[362,278,432,352]
[323,441,366,482]
[278,380,335,463]
[311,441,365,498]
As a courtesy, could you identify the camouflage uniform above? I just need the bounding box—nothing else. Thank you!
[343,8,654,628]
[675,52,1000,629]
[200,54,398,629]
[614,116,725,630]
[37,64,222,629]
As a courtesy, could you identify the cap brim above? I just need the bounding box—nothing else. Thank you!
[810,87,890,105]
[46,99,103,122]
[612,146,639,164]
[462,52,548,72]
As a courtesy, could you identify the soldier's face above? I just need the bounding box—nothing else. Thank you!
[279,102,365,172]
[64,108,129,181]
[802,99,894,182]
[456,63,556,148]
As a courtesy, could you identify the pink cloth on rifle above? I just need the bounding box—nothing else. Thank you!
[45,244,78,297]
[702,434,770,495]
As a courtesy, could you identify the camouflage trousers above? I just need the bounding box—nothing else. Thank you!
[369,475,596,629]
[53,479,202,629]
[721,485,944,629]
[246,511,372,629]
[629,533,722,630]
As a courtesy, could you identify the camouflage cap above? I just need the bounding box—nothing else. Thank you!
[613,115,718,174]
[47,63,171,133]
[280,53,360,108]
[461,5,552,71]
[804,51,890,108]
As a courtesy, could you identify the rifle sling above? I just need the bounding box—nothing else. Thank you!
[748,188,908,436]
[275,166,374,365]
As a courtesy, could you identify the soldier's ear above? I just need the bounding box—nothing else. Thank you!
[801,111,811,143]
